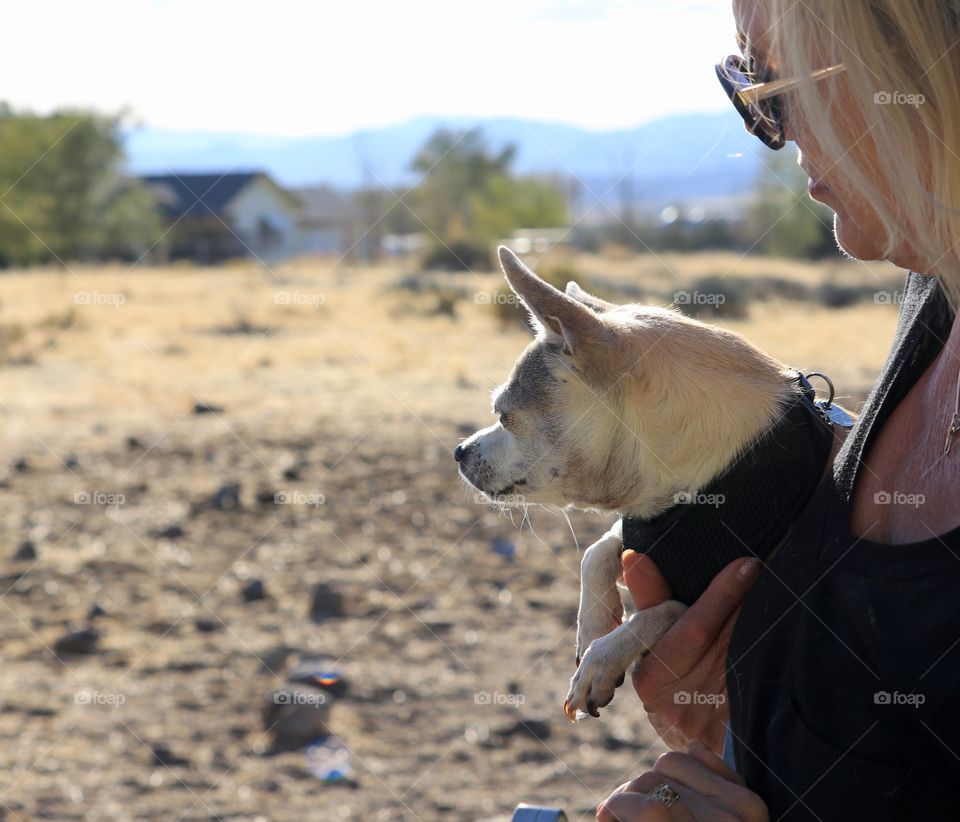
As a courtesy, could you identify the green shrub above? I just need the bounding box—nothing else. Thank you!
[672,275,750,320]
[421,240,491,272]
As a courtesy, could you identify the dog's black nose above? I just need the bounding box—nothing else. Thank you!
[454,444,466,462]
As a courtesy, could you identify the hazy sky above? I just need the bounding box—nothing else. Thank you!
[5,0,738,136]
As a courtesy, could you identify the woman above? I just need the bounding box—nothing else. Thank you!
[598,1,960,819]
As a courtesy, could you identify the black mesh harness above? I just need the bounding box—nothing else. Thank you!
[620,373,839,605]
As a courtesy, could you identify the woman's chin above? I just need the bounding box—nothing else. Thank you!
[833,213,888,262]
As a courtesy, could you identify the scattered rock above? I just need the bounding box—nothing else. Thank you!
[498,718,551,742]
[87,603,108,621]
[283,464,302,481]
[491,537,516,560]
[255,488,278,506]
[54,628,100,656]
[146,620,179,635]
[11,458,29,474]
[12,540,36,562]
[209,483,241,510]
[155,523,184,540]
[309,583,345,622]
[151,744,191,767]
[126,435,145,450]
[192,402,224,415]
[241,579,267,603]
[263,685,331,751]
[258,645,294,674]
[194,618,222,634]
[64,454,80,470]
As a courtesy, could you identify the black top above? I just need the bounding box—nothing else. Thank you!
[727,272,960,820]
[622,381,835,606]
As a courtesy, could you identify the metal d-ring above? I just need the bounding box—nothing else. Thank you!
[804,371,836,408]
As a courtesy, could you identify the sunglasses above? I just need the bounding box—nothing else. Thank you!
[715,55,846,150]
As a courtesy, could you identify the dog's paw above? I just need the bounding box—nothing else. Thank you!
[563,636,627,721]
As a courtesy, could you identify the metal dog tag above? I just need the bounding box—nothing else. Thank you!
[817,400,855,429]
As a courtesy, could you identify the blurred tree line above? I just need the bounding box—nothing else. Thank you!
[373,126,836,268]
[0,104,160,266]
[0,109,834,269]
[368,127,568,270]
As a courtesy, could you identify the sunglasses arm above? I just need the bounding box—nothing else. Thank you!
[738,63,846,106]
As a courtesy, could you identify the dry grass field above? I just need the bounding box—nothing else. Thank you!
[0,250,905,820]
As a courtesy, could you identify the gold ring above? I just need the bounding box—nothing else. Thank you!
[647,782,680,807]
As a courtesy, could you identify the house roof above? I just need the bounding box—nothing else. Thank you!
[142,172,297,219]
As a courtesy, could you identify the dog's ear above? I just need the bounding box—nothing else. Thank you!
[565,281,617,314]
[498,246,611,356]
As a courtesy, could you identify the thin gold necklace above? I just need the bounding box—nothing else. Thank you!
[944,369,960,454]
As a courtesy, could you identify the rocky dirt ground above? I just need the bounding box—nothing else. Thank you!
[0,253,901,820]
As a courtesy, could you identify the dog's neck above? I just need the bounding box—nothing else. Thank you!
[619,384,837,603]
[576,361,798,521]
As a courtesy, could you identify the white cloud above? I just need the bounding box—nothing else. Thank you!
[1,0,737,135]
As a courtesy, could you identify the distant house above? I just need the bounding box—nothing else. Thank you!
[143,171,302,263]
[292,186,363,257]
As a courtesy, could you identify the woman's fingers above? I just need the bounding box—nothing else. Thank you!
[686,739,745,785]
[654,748,748,798]
[641,558,761,674]
[597,774,694,821]
[622,549,672,610]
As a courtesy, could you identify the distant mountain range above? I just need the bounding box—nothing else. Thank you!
[124,112,764,212]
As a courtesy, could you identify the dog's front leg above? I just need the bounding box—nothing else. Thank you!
[576,520,626,666]
[565,598,687,720]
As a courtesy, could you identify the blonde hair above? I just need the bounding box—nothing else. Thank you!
[749,1,960,310]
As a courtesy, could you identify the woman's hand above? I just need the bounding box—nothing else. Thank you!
[623,551,761,753]
[596,741,768,821]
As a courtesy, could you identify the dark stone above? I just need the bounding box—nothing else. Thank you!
[258,645,294,674]
[602,733,641,752]
[498,718,551,742]
[194,618,222,634]
[209,483,241,510]
[255,488,278,506]
[491,536,515,560]
[282,465,302,481]
[263,685,330,751]
[192,402,224,415]
[64,454,80,470]
[54,628,100,656]
[12,541,36,562]
[151,744,191,767]
[145,621,179,635]
[241,579,267,603]
[309,583,345,622]
[87,603,108,621]
[156,523,184,540]
[11,458,28,474]
[126,436,145,450]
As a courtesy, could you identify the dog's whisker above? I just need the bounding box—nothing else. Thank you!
[561,507,581,555]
